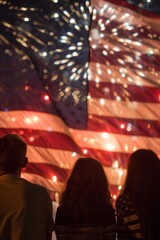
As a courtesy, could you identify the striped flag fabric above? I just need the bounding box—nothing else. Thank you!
[0,0,160,198]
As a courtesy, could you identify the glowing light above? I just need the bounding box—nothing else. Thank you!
[124,144,129,151]
[106,143,115,151]
[25,118,32,124]
[11,117,16,122]
[112,194,117,200]
[102,132,108,139]
[97,68,102,75]
[100,98,105,105]
[19,130,24,135]
[118,185,122,191]
[118,169,124,176]
[70,18,76,24]
[83,149,88,154]
[33,116,39,122]
[24,86,30,91]
[133,147,137,152]
[120,124,125,129]
[102,50,108,56]
[42,52,47,57]
[127,123,132,132]
[44,95,50,101]
[112,160,119,169]
[116,96,121,101]
[72,152,77,157]
[24,17,29,22]
[95,76,100,83]
[29,136,35,142]
[52,176,57,182]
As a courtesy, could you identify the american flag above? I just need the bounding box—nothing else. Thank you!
[0,0,160,198]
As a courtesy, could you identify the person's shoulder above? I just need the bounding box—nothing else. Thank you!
[21,178,50,196]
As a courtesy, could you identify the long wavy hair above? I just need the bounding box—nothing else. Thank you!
[122,149,160,229]
[59,157,112,223]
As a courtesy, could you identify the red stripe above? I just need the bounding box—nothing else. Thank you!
[95,0,160,18]
[91,16,160,40]
[81,148,130,168]
[89,81,160,103]
[23,162,70,182]
[87,115,160,137]
[0,128,82,153]
[90,49,160,71]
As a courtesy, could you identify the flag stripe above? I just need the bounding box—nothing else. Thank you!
[89,63,160,87]
[87,115,160,137]
[1,110,159,136]
[70,129,160,154]
[81,147,130,168]
[0,127,81,153]
[91,19,160,41]
[89,81,160,103]
[90,38,160,53]
[92,0,160,21]
[25,162,69,182]
[27,146,80,168]
[100,0,160,18]
[2,126,160,154]
[27,145,129,169]
[88,99,160,120]
[1,110,160,140]
[90,50,160,71]
[0,111,69,134]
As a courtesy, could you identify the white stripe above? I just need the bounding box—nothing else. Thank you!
[70,129,160,155]
[0,110,70,134]
[27,145,81,169]
[88,98,160,120]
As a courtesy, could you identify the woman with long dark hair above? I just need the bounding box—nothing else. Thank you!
[55,157,115,226]
[116,149,160,240]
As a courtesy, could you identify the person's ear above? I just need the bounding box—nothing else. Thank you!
[22,157,28,168]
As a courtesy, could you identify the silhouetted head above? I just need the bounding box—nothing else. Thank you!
[59,157,112,224]
[0,134,28,175]
[124,149,160,195]
[67,157,109,196]
[122,148,160,220]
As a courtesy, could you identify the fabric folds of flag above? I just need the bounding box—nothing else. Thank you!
[0,0,160,197]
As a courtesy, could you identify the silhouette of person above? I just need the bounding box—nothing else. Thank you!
[0,133,54,240]
[55,157,116,226]
[116,149,160,240]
